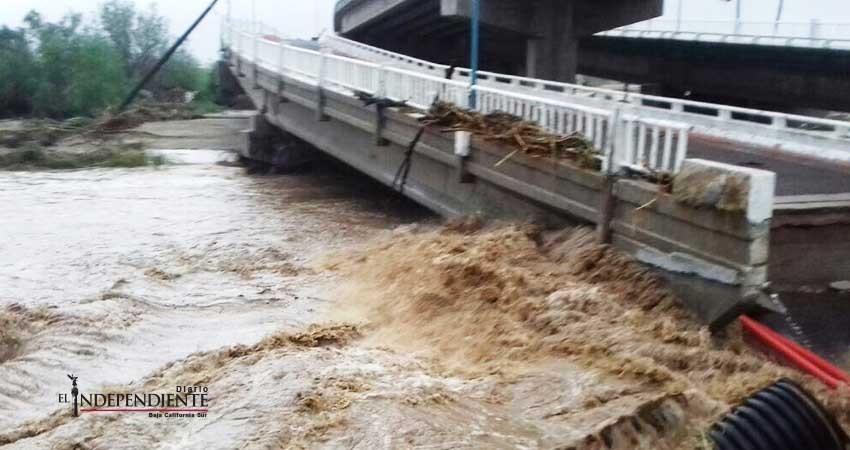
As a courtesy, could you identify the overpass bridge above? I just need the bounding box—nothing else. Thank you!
[584,18,850,111]
[221,17,850,332]
[598,18,850,51]
[333,0,663,82]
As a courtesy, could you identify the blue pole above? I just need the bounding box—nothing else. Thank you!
[469,0,480,109]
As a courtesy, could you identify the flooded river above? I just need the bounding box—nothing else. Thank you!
[0,122,845,449]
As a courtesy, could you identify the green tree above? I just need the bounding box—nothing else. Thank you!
[0,27,37,116]
[158,49,204,93]
[26,11,85,117]
[0,5,210,118]
[130,4,169,78]
[67,35,128,116]
[99,0,135,74]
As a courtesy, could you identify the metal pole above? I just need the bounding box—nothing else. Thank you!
[252,0,258,60]
[774,0,784,35]
[735,0,742,34]
[468,0,480,109]
[118,0,220,112]
[676,0,682,32]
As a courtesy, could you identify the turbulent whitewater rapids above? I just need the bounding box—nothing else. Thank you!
[0,116,847,449]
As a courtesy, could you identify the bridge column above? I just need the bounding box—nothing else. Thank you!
[526,0,578,82]
[240,114,314,171]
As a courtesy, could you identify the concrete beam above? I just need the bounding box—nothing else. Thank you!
[440,0,533,35]
[527,0,577,81]
[337,0,419,34]
[574,0,663,35]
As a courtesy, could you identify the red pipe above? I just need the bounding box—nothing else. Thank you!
[740,315,850,383]
[740,315,846,389]
[754,319,850,384]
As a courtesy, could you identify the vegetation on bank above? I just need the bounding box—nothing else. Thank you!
[0,143,167,170]
[0,0,220,119]
[0,143,168,170]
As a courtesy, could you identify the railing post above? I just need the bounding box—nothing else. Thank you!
[810,19,821,40]
[675,128,689,173]
[832,124,850,139]
[373,65,389,146]
[316,50,329,122]
[277,43,288,103]
[597,108,622,244]
[252,34,259,89]
[603,108,623,174]
[376,65,387,99]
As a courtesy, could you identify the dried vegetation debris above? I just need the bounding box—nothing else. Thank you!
[92,102,201,134]
[0,103,198,149]
[0,103,203,170]
[672,162,750,213]
[423,101,600,169]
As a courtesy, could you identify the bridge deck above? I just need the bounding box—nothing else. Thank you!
[688,136,850,197]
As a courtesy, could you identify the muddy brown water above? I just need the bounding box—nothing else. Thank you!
[0,121,845,449]
[0,145,711,450]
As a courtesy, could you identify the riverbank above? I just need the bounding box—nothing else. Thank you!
[0,106,249,170]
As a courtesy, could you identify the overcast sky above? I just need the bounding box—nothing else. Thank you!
[0,0,336,63]
[662,0,850,21]
[0,0,847,63]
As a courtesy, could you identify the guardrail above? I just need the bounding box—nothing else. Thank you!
[320,32,850,160]
[225,21,690,175]
[597,18,850,50]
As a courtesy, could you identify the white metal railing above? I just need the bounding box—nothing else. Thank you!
[383,67,469,109]
[324,54,382,95]
[452,68,850,140]
[320,32,850,158]
[475,86,613,150]
[598,18,850,50]
[617,115,690,174]
[224,21,690,175]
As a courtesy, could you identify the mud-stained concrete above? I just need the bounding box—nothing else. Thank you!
[1,115,847,449]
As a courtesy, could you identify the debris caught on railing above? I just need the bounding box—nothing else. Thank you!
[353,91,407,109]
[422,102,599,170]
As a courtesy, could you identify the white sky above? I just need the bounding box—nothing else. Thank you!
[0,0,337,63]
[662,0,850,21]
[0,0,848,63]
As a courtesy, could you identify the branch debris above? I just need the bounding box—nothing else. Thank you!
[422,101,600,170]
[0,102,202,149]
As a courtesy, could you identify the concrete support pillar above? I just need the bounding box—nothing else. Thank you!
[528,0,578,82]
[524,39,538,78]
[216,60,244,106]
[240,114,314,171]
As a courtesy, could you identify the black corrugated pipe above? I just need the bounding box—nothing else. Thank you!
[118,0,220,112]
[710,379,848,450]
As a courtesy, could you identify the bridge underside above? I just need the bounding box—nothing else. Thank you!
[335,0,662,81]
[578,36,850,112]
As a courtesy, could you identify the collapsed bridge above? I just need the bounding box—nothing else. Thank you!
[220,17,850,337]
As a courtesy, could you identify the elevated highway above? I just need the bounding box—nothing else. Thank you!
[333,0,663,82]
[584,19,850,111]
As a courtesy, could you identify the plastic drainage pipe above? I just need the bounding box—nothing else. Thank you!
[740,315,850,389]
